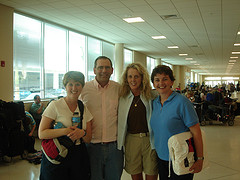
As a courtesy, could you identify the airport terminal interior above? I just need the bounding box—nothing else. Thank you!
[0,91,240,180]
[1,0,240,180]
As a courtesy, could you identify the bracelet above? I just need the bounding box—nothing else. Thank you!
[83,130,87,137]
[197,157,204,160]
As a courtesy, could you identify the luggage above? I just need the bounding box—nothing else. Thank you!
[0,99,27,158]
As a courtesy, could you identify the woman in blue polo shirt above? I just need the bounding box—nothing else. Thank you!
[150,65,204,180]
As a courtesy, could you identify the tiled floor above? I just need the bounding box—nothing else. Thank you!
[1,92,240,180]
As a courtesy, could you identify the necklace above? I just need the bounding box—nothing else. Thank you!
[133,96,141,107]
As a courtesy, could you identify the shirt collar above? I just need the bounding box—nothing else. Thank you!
[93,78,110,89]
[156,91,177,103]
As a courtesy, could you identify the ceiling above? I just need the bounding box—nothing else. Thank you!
[1,0,240,76]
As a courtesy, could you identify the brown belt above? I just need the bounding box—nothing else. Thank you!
[94,141,116,145]
[128,132,149,137]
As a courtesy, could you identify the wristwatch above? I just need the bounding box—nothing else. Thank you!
[83,129,87,137]
[197,157,204,160]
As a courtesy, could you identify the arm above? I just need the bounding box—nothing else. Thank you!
[189,123,204,173]
[28,124,36,137]
[82,120,92,143]
[38,116,73,140]
[36,103,44,114]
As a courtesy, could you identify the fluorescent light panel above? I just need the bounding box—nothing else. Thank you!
[179,54,188,56]
[229,60,237,62]
[232,52,240,54]
[123,17,144,23]
[190,61,197,63]
[168,46,179,48]
[230,57,238,59]
[229,63,235,65]
[194,64,200,65]
[152,36,166,39]
[238,31,240,35]
[234,43,240,46]
[185,58,193,60]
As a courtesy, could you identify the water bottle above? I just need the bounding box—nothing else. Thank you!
[72,112,80,128]
[54,122,65,129]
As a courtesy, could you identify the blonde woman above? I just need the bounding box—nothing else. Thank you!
[117,63,158,180]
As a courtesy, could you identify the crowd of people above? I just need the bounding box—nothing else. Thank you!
[35,56,205,180]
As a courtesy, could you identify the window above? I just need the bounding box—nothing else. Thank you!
[87,37,102,81]
[13,13,43,100]
[69,31,86,74]
[147,57,156,74]
[124,49,132,69]
[44,24,67,99]
[13,13,115,100]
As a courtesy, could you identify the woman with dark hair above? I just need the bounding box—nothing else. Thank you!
[39,71,92,180]
[118,63,158,180]
[150,65,204,180]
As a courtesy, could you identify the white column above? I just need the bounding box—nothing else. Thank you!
[114,43,124,83]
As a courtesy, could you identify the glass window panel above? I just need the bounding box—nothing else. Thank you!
[69,31,86,74]
[124,49,132,69]
[44,24,67,98]
[87,37,101,81]
[103,42,115,80]
[13,13,43,100]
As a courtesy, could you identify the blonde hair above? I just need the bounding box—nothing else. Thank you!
[119,63,152,100]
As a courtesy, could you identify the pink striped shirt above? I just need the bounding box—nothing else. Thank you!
[80,78,120,143]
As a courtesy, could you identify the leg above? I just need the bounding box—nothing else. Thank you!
[40,153,68,180]
[87,143,104,180]
[104,142,124,180]
[132,173,143,180]
[157,158,169,180]
[145,174,158,180]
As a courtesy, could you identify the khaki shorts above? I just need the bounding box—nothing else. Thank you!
[124,133,158,175]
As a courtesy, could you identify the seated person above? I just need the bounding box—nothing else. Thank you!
[25,111,37,153]
[29,95,45,129]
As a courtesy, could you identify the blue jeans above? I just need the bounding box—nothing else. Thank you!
[87,141,123,180]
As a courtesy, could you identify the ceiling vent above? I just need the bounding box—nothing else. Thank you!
[189,45,199,48]
[160,14,181,20]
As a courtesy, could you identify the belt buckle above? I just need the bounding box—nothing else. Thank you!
[139,133,145,137]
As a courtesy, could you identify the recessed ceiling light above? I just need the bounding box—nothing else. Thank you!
[185,58,193,60]
[190,61,197,63]
[232,52,240,54]
[168,46,179,48]
[123,17,144,23]
[179,54,188,56]
[229,60,237,62]
[234,43,240,46]
[230,57,238,59]
[152,36,166,39]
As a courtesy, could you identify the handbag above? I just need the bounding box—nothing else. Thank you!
[41,100,84,164]
[168,130,209,175]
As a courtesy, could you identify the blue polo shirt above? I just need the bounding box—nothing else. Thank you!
[150,91,199,161]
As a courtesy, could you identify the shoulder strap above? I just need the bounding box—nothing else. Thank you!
[77,100,84,143]
[77,100,84,128]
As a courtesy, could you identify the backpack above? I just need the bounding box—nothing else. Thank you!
[168,130,209,176]
[41,100,84,164]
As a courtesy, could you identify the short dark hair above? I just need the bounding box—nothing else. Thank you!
[34,95,40,100]
[63,71,85,87]
[94,56,112,68]
[151,65,175,83]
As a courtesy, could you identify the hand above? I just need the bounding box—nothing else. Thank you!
[189,160,203,173]
[67,126,85,141]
